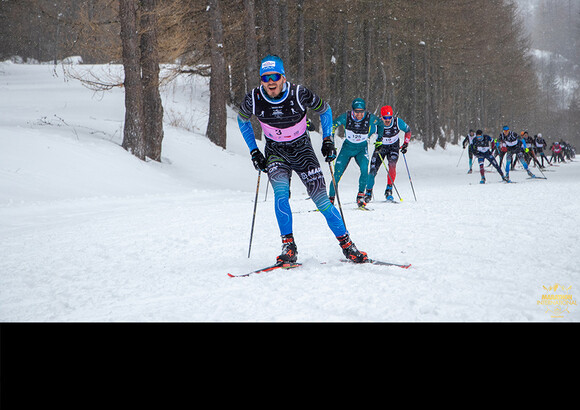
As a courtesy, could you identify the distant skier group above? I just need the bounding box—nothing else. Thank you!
[462,126,576,183]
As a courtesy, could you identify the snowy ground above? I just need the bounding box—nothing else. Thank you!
[1,61,579,322]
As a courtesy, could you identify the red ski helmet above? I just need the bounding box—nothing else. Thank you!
[381,105,394,118]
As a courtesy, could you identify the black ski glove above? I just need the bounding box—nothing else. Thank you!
[321,138,336,162]
[400,142,408,154]
[251,149,267,172]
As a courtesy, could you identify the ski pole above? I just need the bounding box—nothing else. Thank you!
[402,153,417,201]
[534,160,548,179]
[248,170,261,258]
[378,152,402,201]
[328,161,346,230]
[456,147,465,167]
[530,151,546,177]
[264,178,269,201]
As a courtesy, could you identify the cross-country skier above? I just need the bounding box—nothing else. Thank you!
[365,105,411,202]
[328,98,383,208]
[561,140,575,161]
[499,125,536,181]
[472,130,509,183]
[550,141,565,163]
[237,55,368,264]
[462,129,476,173]
[522,131,542,168]
[496,136,508,168]
[534,133,551,167]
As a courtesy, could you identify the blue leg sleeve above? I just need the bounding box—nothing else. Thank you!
[318,201,347,237]
[269,167,293,236]
[518,152,529,170]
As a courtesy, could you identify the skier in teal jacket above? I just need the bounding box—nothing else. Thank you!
[329,98,383,208]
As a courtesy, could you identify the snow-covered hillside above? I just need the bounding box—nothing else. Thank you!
[1,61,578,322]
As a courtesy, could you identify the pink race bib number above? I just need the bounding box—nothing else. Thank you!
[260,117,307,142]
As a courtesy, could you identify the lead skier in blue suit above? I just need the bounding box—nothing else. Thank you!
[237,55,368,264]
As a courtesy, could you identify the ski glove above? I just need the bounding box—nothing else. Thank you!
[321,138,337,162]
[251,149,268,172]
[400,142,408,154]
[374,140,383,148]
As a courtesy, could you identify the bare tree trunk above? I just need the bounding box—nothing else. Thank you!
[410,46,417,136]
[339,21,349,110]
[140,0,164,161]
[363,22,372,102]
[423,43,431,149]
[243,0,258,91]
[296,0,305,84]
[267,0,281,54]
[386,32,395,108]
[280,0,289,64]
[119,0,146,160]
[243,0,262,140]
[207,0,227,149]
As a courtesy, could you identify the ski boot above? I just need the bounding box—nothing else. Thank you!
[364,189,373,203]
[356,192,366,208]
[502,175,511,183]
[337,233,368,263]
[527,169,536,178]
[467,169,473,174]
[277,234,298,264]
[480,175,486,184]
[385,185,394,201]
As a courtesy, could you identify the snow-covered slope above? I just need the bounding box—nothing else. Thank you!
[1,61,578,321]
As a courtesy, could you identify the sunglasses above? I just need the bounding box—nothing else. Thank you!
[353,109,365,114]
[261,73,282,82]
[382,116,393,120]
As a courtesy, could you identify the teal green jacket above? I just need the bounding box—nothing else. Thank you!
[332,111,384,144]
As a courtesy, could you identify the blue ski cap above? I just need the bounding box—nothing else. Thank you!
[260,55,285,76]
[503,125,509,131]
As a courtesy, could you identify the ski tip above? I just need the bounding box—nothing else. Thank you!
[227,262,302,278]
[341,258,411,269]
[227,272,249,278]
[281,263,302,269]
[370,259,412,269]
